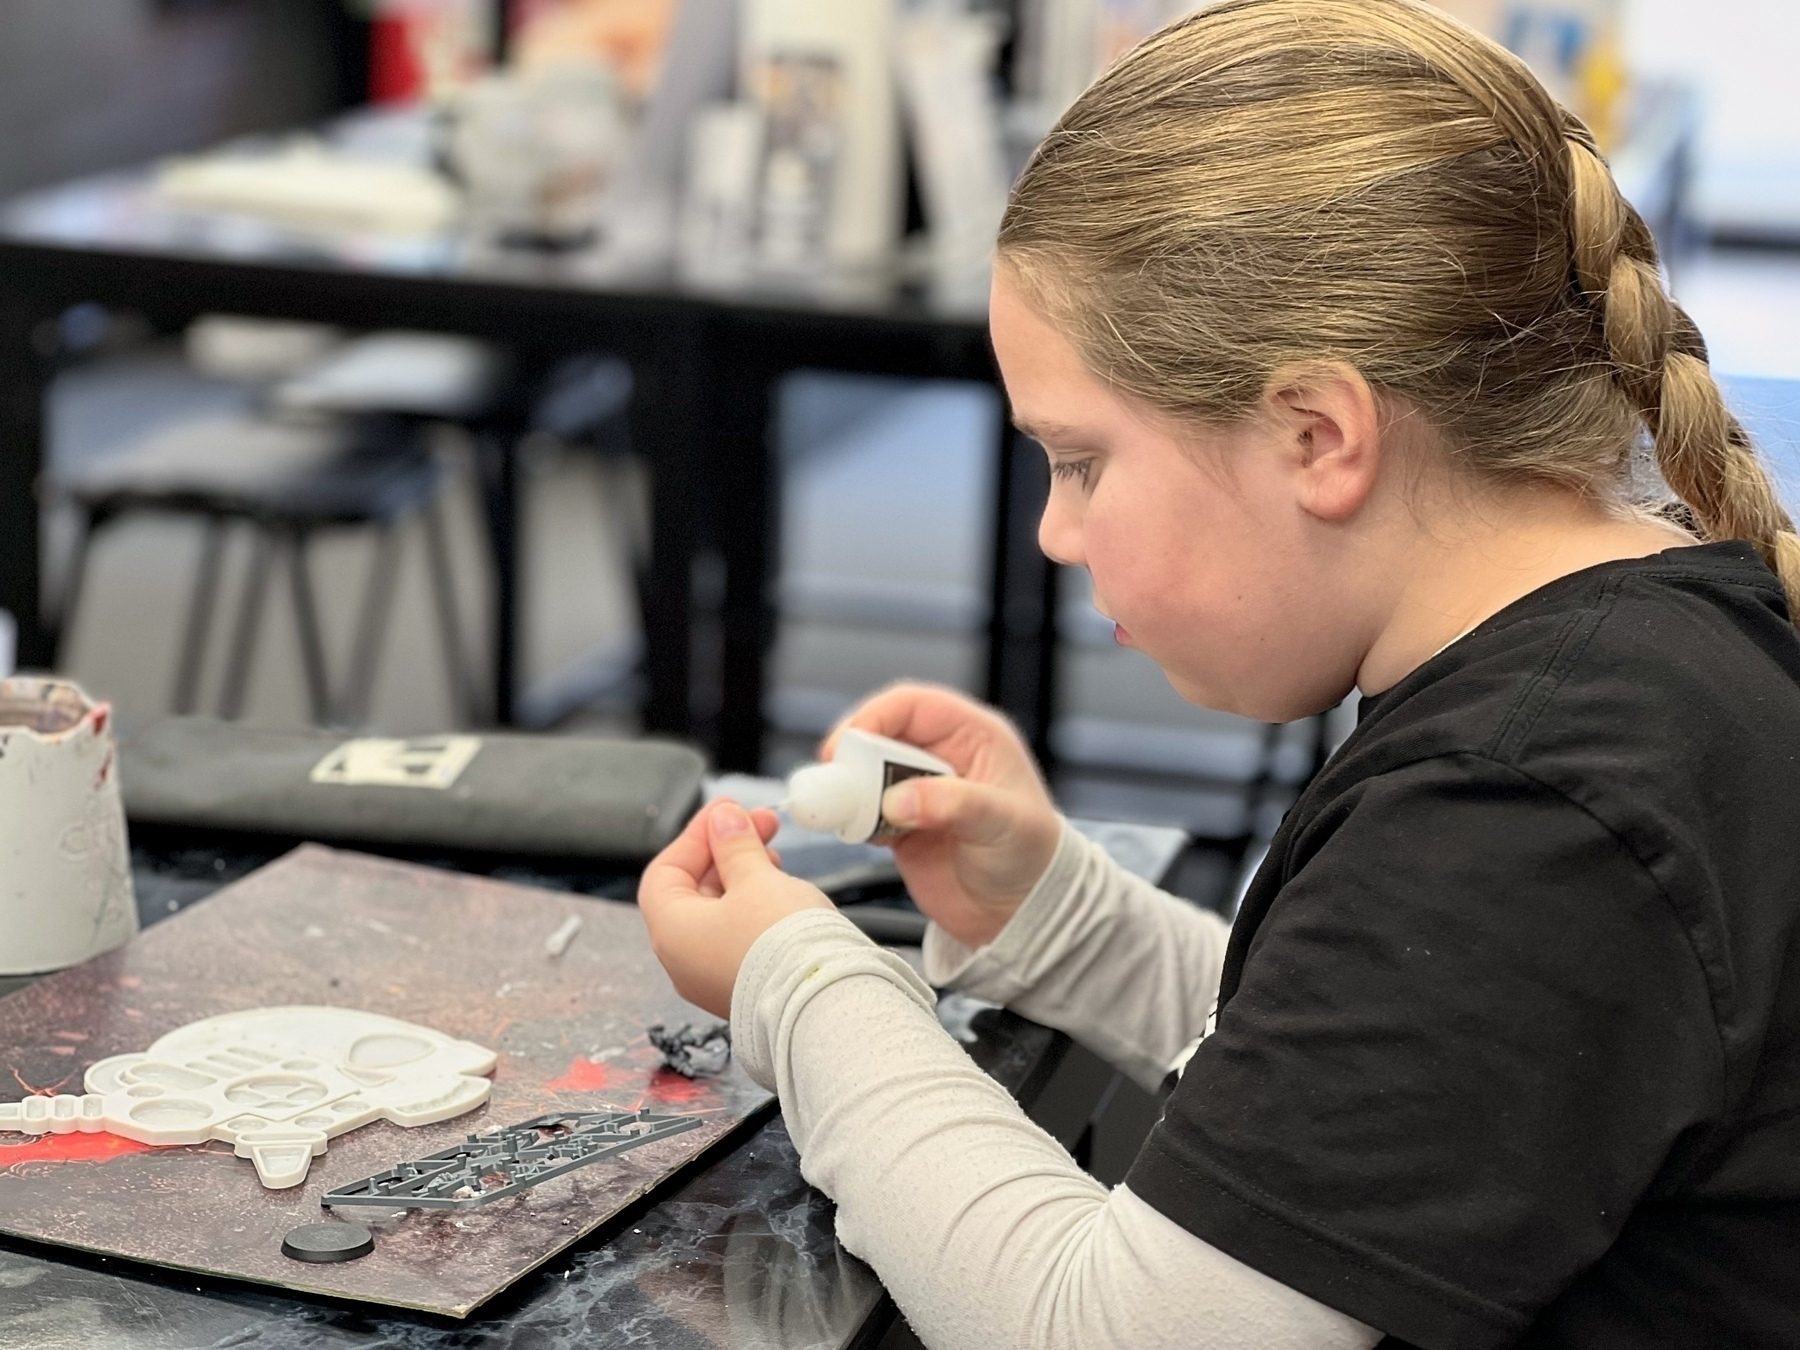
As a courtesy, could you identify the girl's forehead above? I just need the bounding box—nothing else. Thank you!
[992,286,1128,426]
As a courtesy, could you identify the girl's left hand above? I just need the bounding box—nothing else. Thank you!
[639,799,836,1018]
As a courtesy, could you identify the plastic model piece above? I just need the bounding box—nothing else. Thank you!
[282,1221,375,1264]
[322,1108,702,1211]
[0,1007,495,1189]
[648,1022,732,1078]
[783,728,955,844]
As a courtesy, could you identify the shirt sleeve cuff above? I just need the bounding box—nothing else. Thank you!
[731,907,939,1092]
[921,819,1095,999]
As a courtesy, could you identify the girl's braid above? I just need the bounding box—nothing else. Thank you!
[1566,125,1800,607]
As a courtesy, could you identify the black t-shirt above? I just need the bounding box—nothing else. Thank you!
[1126,542,1800,1350]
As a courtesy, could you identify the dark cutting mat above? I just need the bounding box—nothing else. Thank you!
[0,845,772,1317]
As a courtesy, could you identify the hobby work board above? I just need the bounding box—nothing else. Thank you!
[0,845,772,1317]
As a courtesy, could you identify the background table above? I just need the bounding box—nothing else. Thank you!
[0,135,1054,772]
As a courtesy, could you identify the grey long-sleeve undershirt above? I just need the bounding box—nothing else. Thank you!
[730,823,1380,1350]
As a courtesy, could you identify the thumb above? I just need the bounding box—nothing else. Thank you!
[708,801,779,888]
[883,775,1018,846]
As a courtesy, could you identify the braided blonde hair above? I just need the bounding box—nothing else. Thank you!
[999,0,1800,611]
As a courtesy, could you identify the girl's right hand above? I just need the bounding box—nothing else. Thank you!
[828,683,1063,949]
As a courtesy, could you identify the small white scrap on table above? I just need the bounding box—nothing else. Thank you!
[544,914,584,959]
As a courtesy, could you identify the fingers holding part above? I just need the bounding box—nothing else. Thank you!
[708,800,780,888]
[882,774,1018,845]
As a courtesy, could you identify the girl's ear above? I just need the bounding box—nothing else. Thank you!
[1266,367,1385,524]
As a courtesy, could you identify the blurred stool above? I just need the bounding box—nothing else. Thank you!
[271,331,506,422]
[275,329,510,715]
[52,414,476,727]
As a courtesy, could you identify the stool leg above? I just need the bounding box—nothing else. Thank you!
[171,518,227,715]
[421,496,478,725]
[286,529,334,726]
[593,456,654,674]
[617,453,653,575]
[47,507,99,671]
[344,523,404,727]
[218,529,275,721]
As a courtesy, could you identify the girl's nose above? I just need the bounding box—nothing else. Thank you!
[1038,494,1086,568]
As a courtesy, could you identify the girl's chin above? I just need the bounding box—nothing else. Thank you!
[1119,632,1237,714]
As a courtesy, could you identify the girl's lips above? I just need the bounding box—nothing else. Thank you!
[1113,623,1132,646]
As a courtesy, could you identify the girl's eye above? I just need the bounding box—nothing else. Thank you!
[1049,459,1094,487]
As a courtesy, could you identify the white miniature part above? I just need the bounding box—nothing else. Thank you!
[783,728,955,844]
[0,1007,495,1190]
[309,735,483,790]
[0,677,137,976]
[544,914,583,958]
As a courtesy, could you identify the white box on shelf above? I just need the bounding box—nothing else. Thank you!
[741,0,903,267]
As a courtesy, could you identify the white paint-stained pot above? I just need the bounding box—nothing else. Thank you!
[0,678,137,974]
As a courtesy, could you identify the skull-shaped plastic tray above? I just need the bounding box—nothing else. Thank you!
[0,1007,496,1187]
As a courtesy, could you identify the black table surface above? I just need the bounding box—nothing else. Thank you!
[0,833,1070,1350]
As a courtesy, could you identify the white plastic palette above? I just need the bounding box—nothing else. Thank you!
[0,1006,495,1188]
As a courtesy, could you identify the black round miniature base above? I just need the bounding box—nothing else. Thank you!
[282,1222,375,1264]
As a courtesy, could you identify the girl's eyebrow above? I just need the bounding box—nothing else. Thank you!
[1013,417,1092,445]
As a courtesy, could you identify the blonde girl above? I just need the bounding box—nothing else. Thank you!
[642,2,1800,1346]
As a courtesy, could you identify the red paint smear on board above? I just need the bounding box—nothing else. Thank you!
[545,1057,611,1093]
[644,1070,706,1104]
[0,1132,154,1167]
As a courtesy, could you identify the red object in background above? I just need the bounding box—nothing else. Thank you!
[370,14,427,103]
[508,0,554,35]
